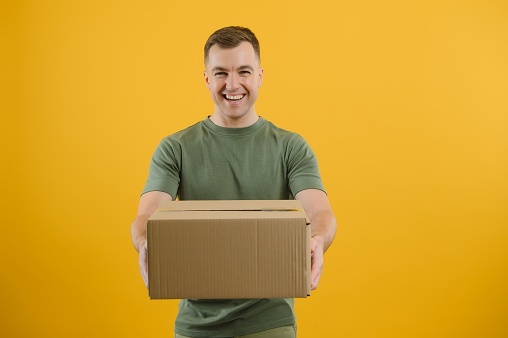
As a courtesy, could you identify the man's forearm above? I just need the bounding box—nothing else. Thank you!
[131,215,149,252]
[295,189,337,252]
[131,191,173,252]
[310,209,336,253]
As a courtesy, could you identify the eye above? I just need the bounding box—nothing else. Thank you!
[240,70,251,76]
[214,72,227,77]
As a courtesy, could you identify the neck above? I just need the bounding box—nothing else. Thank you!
[209,110,259,128]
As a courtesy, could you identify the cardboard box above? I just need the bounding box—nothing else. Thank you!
[147,200,310,299]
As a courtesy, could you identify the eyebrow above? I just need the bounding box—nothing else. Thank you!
[238,65,254,71]
[211,65,254,72]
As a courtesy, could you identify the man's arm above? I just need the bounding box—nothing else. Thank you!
[131,191,173,287]
[295,189,337,290]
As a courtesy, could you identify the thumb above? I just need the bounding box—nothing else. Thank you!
[310,237,318,255]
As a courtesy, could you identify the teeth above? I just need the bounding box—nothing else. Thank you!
[225,94,244,101]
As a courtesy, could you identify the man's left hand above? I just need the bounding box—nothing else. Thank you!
[310,236,324,290]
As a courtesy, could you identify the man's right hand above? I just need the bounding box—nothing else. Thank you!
[138,238,149,287]
[131,191,173,289]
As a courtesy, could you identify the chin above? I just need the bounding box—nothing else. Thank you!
[220,108,248,119]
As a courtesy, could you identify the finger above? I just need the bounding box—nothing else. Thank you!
[142,269,148,288]
[311,267,322,290]
[139,246,149,288]
[310,238,318,254]
[140,256,148,286]
[310,247,324,290]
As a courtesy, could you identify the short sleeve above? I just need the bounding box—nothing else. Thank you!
[285,134,325,197]
[141,137,181,198]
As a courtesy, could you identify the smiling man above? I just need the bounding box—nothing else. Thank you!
[131,26,336,338]
[205,39,262,127]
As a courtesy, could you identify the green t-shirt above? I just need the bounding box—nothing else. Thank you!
[143,116,325,337]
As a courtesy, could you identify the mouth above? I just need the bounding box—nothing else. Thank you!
[223,94,246,102]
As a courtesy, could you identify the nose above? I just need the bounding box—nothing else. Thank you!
[225,73,239,90]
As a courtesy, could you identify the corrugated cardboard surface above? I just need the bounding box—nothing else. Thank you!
[147,200,310,299]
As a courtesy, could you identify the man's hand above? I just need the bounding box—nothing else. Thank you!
[138,239,149,288]
[295,189,337,291]
[131,191,172,289]
[310,236,325,290]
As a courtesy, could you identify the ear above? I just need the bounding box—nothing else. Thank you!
[258,68,264,87]
[204,70,210,89]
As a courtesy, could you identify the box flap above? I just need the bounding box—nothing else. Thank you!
[157,200,302,212]
[149,210,309,221]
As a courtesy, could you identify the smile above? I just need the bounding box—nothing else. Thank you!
[223,94,246,101]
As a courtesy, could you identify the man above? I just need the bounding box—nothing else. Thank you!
[131,26,336,338]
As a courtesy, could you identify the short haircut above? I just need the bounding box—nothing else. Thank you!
[204,26,260,64]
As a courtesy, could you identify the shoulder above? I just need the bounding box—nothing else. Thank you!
[150,121,205,159]
[168,120,204,140]
[159,120,205,145]
[262,119,307,144]
[262,120,317,162]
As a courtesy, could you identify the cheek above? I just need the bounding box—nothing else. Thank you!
[211,80,225,92]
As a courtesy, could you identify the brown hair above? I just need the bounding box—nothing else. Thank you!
[204,26,260,64]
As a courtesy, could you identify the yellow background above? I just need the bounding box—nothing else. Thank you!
[1,0,508,337]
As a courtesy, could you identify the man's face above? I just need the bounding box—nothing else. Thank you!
[204,42,263,125]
